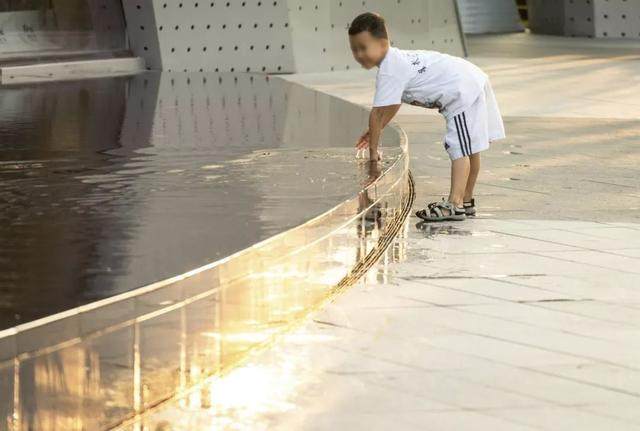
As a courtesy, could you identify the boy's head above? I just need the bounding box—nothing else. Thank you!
[348,12,389,70]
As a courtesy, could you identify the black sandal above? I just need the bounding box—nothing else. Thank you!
[463,198,476,217]
[416,199,466,222]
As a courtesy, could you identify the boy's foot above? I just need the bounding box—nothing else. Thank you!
[463,198,476,217]
[415,199,465,222]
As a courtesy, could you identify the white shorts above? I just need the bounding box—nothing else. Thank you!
[444,80,506,160]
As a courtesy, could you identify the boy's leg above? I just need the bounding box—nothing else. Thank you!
[448,156,470,206]
[464,153,481,202]
[416,151,468,221]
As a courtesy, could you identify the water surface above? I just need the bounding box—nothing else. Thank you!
[0,72,400,329]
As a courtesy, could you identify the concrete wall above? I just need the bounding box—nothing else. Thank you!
[593,0,640,39]
[528,0,640,39]
[122,0,466,73]
[456,0,524,34]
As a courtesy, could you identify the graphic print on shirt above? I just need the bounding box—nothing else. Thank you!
[372,47,489,118]
[404,53,442,111]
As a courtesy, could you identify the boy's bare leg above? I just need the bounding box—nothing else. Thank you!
[448,156,471,207]
[464,153,481,202]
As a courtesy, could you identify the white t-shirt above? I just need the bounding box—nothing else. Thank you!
[372,47,488,119]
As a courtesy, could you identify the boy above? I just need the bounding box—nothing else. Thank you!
[348,12,505,222]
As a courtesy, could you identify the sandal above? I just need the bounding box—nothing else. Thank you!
[463,198,476,217]
[415,199,466,222]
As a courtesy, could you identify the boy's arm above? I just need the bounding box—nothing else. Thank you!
[364,104,401,160]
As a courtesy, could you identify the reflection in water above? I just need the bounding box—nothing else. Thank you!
[0,72,401,330]
[0,73,410,430]
[414,222,474,238]
[0,76,130,329]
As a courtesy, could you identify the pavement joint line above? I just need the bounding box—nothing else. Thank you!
[479,182,551,195]
[542,248,640,260]
[523,250,640,276]
[329,335,640,407]
[527,300,640,330]
[339,371,563,429]
[448,276,640,329]
[320,318,640,404]
[575,405,640,429]
[397,274,547,280]
[488,229,638,257]
[391,286,633,345]
[444,302,633,346]
[586,179,638,188]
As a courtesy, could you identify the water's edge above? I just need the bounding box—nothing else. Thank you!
[0,77,411,431]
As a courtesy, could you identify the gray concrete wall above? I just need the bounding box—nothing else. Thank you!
[528,0,640,39]
[593,0,640,39]
[122,0,466,73]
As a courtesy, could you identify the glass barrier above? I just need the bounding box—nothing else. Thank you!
[0,73,412,431]
[0,72,402,330]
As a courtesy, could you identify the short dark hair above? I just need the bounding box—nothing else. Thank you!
[348,12,388,39]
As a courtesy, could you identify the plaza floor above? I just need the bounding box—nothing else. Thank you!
[121,33,640,430]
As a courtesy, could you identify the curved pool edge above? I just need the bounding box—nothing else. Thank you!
[0,127,409,340]
[0,83,413,431]
[0,85,410,344]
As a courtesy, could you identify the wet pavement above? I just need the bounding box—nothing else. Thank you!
[111,218,640,431]
[0,72,401,329]
[122,32,639,430]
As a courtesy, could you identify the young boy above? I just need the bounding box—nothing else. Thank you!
[349,12,505,222]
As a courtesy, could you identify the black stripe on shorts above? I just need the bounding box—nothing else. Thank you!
[454,115,466,157]
[462,112,472,156]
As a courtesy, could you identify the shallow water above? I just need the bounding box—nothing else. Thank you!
[0,72,401,329]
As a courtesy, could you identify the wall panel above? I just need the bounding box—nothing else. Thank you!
[123,0,465,73]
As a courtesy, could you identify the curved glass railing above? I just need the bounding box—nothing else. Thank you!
[0,74,412,431]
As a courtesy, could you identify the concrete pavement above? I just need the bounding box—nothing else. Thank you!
[120,32,640,431]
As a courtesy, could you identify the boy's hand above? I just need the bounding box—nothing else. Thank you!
[356,130,370,150]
